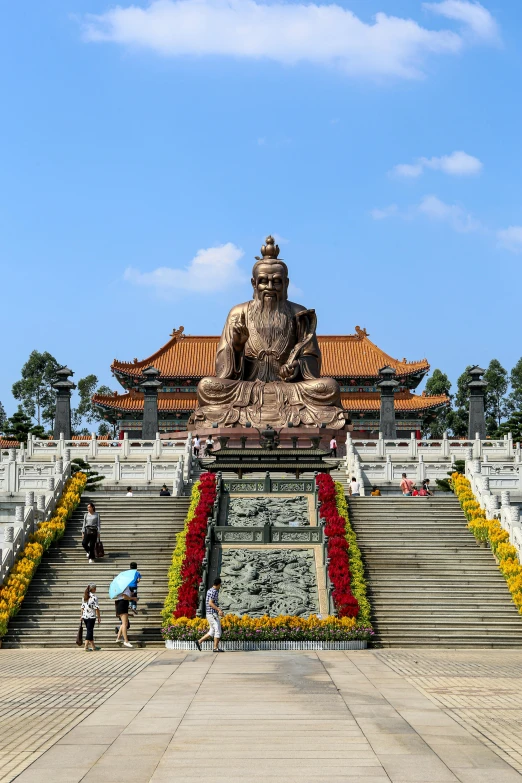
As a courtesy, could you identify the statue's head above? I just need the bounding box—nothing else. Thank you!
[252,236,289,309]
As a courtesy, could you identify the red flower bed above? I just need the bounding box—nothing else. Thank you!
[316,473,359,618]
[174,472,217,618]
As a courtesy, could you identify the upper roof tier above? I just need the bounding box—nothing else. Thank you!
[112,326,429,381]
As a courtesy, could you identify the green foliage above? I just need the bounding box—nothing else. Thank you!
[12,350,60,427]
[423,369,452,437]
[496,411,522,442]
[507,357,522,415]
[71,457,104,491]
[484,359,508,431]
[72,375,117,434]
[2,407,47,443]
[436,459,465,492]
[0,401,6,433]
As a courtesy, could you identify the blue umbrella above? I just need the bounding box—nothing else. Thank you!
[109,569,137,600]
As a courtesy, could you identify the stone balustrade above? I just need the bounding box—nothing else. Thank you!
[0,461,72,586]
[466,461,522,557]
[347,431,519,462]
[20,432,188,461]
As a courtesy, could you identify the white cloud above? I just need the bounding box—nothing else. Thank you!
[124,242,246,297]
[424,1,499,43]
[370,204,399,220]
[390,150,483,178]
[418,194,481,232]
[82,0,498,79]
[497,226,522,253]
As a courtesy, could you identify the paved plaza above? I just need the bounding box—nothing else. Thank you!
[1,649,522,783]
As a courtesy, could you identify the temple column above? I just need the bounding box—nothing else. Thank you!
[140,366,162,439]
[468,366,487,440]
[378,366,399,439]
[52,367,76,440]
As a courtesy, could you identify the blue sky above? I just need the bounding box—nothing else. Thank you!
[1,0,522,417]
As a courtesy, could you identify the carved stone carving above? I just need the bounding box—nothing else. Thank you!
[219,548,319,617]
[228,496,309,527]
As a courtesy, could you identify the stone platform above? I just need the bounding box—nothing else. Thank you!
[6,649,522,783]
[190,425,348,451]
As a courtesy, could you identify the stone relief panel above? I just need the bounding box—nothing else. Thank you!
[219,548,319,617]
[227,496,310,527]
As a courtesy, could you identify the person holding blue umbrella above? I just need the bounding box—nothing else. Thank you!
[109,570,136,648]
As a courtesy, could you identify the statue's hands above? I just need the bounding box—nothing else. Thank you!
[280,360,299,381]
[231,312,249,351]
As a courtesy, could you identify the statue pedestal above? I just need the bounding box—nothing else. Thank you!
[191,425,348,452]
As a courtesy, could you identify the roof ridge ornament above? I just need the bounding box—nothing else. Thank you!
[355,325,369,339]
[170,325,185,339]
[255,235,281,261]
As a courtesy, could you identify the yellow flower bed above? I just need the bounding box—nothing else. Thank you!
[163,613,373,641]
[0,472,87,637]
[334,483,372,627]
[452,472,522,613]
[162,481,201,622]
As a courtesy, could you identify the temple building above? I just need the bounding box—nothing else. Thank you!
[93,325,448,437]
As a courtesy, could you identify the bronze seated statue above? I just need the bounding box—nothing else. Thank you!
[189,236,346,430]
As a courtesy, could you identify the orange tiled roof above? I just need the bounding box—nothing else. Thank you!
[0,439,19,448]
[93,390,447,414]
[112,327,429,380]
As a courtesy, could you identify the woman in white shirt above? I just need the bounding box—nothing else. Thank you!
[81,584,101,651]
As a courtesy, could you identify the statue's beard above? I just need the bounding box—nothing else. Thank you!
[250,293,292,348]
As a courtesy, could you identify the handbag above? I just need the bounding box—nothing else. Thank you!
[76,621,83,646]
[95,540,105,559]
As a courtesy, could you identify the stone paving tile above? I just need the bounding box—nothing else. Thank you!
[5,649,522,783]
[378,650,522,774]
[0,649,159,783]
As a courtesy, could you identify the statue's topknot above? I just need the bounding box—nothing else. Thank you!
[255,235,281,261]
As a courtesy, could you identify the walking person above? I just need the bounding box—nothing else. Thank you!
[195,577,224,653]
[82,502,101,564]
[125,486,133,496]
[193,435,200,457]
[159,484,171,496]
[115,587,133,648]
[400,473,414,496]
[128,561,142,615]
[205,435,214,456]
[81,584,101,651]
[329,436,337,457]
[423,479,434,496]
[350,477,360,496]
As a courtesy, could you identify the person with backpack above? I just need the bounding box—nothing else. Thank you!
[82,502,101,564]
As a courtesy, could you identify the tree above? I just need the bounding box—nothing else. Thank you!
[0,401,6,434]
[506,357,522,415]
[12,351,61,428]
[71,458,104,491]
[484,359,508,432]
[3,407,47,443]
[448,366,472,437]
[72,375,115,432]
[423,370,452,438]
[496,411,522,442]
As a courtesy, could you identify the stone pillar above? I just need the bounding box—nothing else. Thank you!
[15,505,24,523]
[467,366,487,440]
[47,477,55,491]
[140,366,162,440]
[25,491,34,508]
[377,366,399,439]
[4,525,14,543]
[52,367,76,440]
[501,490,511,507]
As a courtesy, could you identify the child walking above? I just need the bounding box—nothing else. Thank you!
[128,561,142,615]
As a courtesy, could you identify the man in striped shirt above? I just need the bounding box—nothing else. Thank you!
[196,577,224,653]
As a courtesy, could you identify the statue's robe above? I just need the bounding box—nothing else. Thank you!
[191,300,345,429]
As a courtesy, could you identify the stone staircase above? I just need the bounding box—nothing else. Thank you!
[3,495,190,648]
[349,495,522,648]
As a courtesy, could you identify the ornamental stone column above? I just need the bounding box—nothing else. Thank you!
[52,367,76,440]
[140,366,162,440]
[467,365,487,440]
[377,366,399,439]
